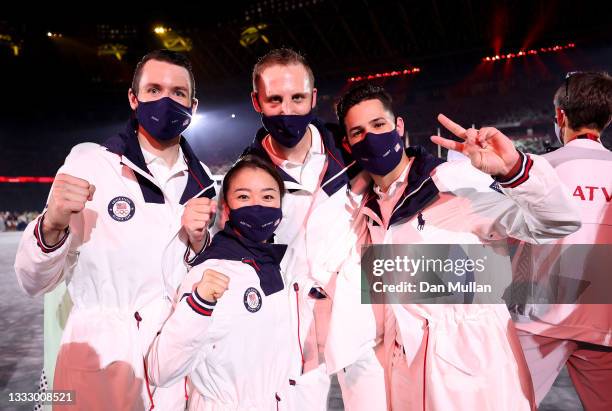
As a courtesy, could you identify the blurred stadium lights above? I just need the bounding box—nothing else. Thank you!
[46,32,63,38]
[483,42,576,62]
[244,0,320,21]
[0,176,54,183]
[240,24,269,47]
[97,43,128,61]
[348,67,421,82]
[153,25,192,52]
[153,26,170,35]
[0,34,20,56]
[190,113,204,126]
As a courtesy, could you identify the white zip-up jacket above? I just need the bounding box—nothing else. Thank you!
[14,121,216,410]
[147,227,293,410]
[243,120,364,380]
[357,146,581,411]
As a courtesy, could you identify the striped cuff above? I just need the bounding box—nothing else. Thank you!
[33,214,70,253]
[185,288,216,316]
[184,231,210,266]
[494,151,533,188]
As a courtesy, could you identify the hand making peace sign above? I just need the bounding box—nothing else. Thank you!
[431,114,521,177]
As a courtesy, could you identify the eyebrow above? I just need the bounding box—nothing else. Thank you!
[348,117,386,134]
[233,187,279,192]
[141,83,189,93]
[142,82,162,91]
[265,92,309,101]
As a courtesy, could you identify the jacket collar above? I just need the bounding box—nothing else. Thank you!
[103,118,216,204]
[245,118,354,197]
[363,145,445,227]
[193,223,287,296]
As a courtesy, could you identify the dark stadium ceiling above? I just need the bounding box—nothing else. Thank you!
[2,0,611,83]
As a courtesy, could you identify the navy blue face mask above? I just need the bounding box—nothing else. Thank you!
[351,128,405,176]
[136,97,192,141]
[261,111,315,148]
[229,205,283,243]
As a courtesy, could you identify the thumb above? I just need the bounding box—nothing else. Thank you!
[88,184,96,201]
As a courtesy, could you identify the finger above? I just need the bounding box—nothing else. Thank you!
[63,184,91,198]
[64,200,87,213]
[209,272,230,284]
[205,270,230,284]
[212,283,228,295]
[465,128,478,146]
[186,215,210,223]
[206,276,229,288]
[188,207,214,215]
[190,226,208,234]
[206,278,230,291]
[189,197,213,207]
[58,174,91,189]
[88,185,96,201]
[61,191,90,203]
[430,135,464,152]
[478,127,501,142]
[204,270,230,285]
[437,114,467,139]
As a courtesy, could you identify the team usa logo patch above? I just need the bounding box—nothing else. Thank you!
[107,196,136,222]
[243,287,262,313]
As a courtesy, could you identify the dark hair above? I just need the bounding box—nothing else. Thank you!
[335,82,394,133]
[222,155,285,204]
[252,48,314,92]
[553,71,612,131]
[131,49,196,99]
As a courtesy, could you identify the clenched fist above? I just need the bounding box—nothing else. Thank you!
[182,197,217,252]
[195,269,230,302]
[43,173,95,244]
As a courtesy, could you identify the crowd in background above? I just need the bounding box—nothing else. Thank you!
[0,211,39,232]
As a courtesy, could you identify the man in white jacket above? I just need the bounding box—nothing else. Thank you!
[239,48,386,410]
[335,82,581,410]
[513,71,612,410]
[14,49,217,410]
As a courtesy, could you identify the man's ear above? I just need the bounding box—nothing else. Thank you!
[128,88,138,111]
[555,107,565,128]
[251,92,262,113]
[191,98,199,114]
[311,87,318,110]
[396,116,405,137]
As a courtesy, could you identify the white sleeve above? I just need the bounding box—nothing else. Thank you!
[14,215,75,297]
[434,153,581,244]
[146,260,225,387]
[494,153,581,242]
[13,144,95,297]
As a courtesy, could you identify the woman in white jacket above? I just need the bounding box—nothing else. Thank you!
[147,155,299,410]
